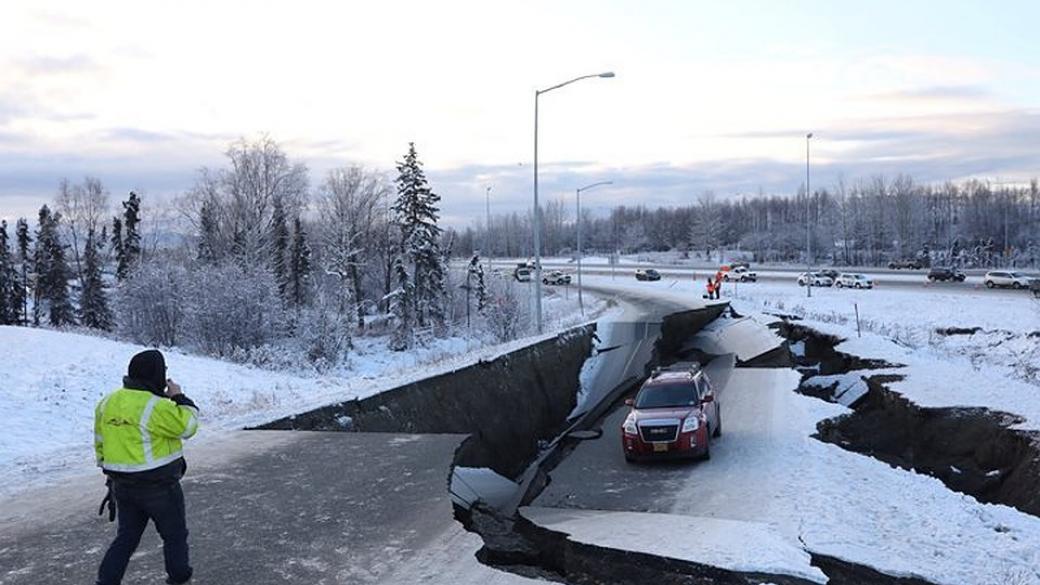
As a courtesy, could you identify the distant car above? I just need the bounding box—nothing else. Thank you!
[722,266,757,282]
[888,259,923,270]
[514,267,533,282]
[542,270,572,285]
[726,261,751,270]
[927,267,966,282]
[635,269,661,281]
[835,273,873,289]
[797,272,834,287]
[1029,278,1040,298]
[621,362,720,462]
[818,269,840,280]
[984,271,1033,289]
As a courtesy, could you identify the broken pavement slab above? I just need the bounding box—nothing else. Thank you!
[520,506,827,584]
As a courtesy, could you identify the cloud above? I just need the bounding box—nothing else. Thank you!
[2,106,1039,229]
[16,53,99,75]
[870,85,991,101]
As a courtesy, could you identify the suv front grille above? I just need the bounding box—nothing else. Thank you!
[639,424,679,443]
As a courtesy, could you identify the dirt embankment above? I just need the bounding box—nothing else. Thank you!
[258,325,596,478]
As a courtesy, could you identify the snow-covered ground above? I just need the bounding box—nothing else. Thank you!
[0,290,612,497]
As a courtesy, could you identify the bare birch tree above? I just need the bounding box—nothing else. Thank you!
[55,176,109,286]
[316,165,389,329]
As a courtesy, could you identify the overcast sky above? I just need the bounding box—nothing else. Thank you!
[2,0,1038,227]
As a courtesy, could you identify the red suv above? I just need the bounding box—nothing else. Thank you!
[621,363,720,462]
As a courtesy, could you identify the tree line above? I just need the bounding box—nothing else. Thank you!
[452,176,1040,268]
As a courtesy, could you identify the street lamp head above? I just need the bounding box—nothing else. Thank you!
[599,72,616,78]
[806,132,814,139]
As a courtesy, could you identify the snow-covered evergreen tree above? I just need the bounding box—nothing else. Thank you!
[270,196,290,299]
[0,220,18,325]
[79,228,113,330]
[288,217,311,307]
[110,216,123,271]
[196,199,219,264]
[15,218,31,325]
[116,192,141,280]
[469,254,488,313]
[391,143,446,332]
[386,253,414,351]
[34,205,76,326]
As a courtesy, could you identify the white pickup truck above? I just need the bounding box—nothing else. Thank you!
[722,267,758,282]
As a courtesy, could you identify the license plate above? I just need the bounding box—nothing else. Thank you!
[653,443,668,453]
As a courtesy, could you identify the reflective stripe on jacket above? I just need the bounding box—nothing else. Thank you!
[94,388,199,473]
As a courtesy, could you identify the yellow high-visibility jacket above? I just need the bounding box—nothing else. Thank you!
[94,388,199,473]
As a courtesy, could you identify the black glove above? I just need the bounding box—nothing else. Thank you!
[98,479,116,522]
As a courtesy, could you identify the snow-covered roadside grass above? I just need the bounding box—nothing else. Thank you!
[725,280,1040,429]
[0,290,614,497]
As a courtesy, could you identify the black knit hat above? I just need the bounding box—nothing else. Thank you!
[127,349,167,394]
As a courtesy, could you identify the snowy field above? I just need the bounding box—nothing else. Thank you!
[0,291,612,497]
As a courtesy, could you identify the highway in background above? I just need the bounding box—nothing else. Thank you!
[487,260,1036,297]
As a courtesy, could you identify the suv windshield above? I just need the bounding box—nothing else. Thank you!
[635,383,697,409]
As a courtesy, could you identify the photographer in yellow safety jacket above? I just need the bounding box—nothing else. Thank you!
[94,349,199,585]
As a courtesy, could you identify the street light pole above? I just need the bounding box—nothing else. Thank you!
[575,180,612,316]
[532,71,615,334]
[806,132,813,299]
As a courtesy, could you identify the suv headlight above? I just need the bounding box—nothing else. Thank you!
[623,414,638,436]
[681,416,700,433]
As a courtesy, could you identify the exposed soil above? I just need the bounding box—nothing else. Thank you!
[774,320,1040,518]
[817,378,1040,516]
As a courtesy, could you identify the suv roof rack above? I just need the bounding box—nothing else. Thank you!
[650,361,701,379]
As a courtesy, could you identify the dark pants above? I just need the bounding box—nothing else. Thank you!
[97,482,192,585]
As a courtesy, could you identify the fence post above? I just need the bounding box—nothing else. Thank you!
[854,303,861,338]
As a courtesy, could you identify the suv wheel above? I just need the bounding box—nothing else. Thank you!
[1012,282,1023,289]
[713,409,722,438]
[854,282,862,289]
[985,280,995,288]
